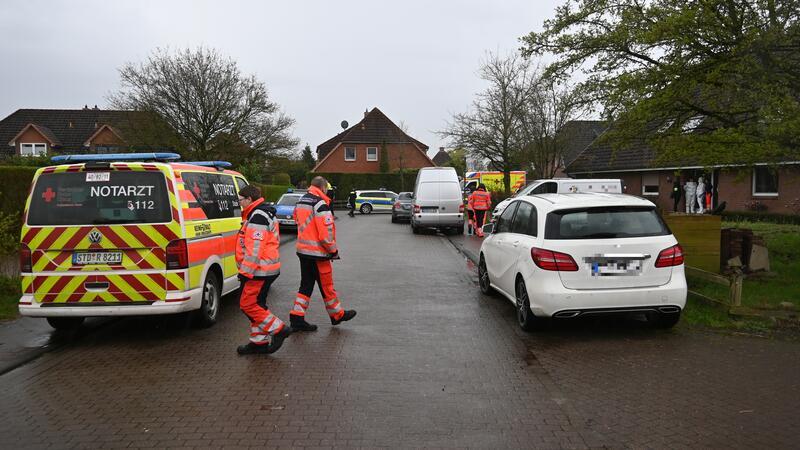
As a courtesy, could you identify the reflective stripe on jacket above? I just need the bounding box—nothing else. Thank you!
[236,198,281,278]
[295,186,338,259]
[468,190,492,211]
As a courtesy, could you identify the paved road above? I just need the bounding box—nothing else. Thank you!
[1,215,799,448]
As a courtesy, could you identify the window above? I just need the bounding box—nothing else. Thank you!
[344,147,356,161]
[510,201,537,236]
[366,147,378,161]
[531,182,557,195]
[181,172,241,219]
[545,206,669,240]
[27,171,171,226]
[235,177,249,191]
[496,201,518,234]
[642,173,659,196]
[20,143,47,157]
[752,167,778,196]
[398,192,413,200]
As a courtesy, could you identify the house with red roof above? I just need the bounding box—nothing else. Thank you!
[313,108,435,173]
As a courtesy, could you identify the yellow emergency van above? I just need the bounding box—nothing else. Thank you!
[18,153,249,329]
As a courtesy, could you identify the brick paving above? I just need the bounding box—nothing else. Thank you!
[0,215,798,448]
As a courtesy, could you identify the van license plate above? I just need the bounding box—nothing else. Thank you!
[73,252,123,265]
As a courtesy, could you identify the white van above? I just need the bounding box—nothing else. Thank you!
[411,167,464,235]
[493,178,622,217]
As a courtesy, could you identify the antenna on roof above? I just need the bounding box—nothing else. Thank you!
[340,120,348,130]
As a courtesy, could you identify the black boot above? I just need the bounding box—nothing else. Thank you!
[265,326,292,354]
[331,310,357,326]
[290,315,318,332]
[237,342,271,355]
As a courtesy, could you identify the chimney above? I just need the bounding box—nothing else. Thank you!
[440,147,445,152]
[364,108,369,118]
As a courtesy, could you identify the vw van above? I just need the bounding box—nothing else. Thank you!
[18,153,249,329]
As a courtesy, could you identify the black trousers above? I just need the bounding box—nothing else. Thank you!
[474,210,487,229]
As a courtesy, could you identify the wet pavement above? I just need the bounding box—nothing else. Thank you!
[1,215,799,448]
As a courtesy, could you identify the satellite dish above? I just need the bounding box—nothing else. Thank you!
[341,120,349,130]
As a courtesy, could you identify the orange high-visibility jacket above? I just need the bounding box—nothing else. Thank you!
[236,198,281,278]
[468,190,492,211]
[294,186,338,259]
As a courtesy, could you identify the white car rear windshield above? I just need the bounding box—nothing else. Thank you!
[545,206,669,240]
[28,171,172,226]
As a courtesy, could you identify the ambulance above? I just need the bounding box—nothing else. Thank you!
[18,153,249,329]
[463,171,527,194]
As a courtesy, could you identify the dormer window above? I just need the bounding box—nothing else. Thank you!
[20,143,47,157]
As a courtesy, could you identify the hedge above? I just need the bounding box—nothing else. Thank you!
[0,166,38,217]
[310,171,420,196]
[251,183,293,202]
[721,210,800,225]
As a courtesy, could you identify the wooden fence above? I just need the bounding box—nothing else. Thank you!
[685,265,743,308]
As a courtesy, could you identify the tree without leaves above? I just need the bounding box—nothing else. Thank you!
[519,80,583,179]
[109,47,298,161]
[520,0,800,167]
[440,52,537,194]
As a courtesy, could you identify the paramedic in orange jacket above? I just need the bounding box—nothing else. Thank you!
[468,183,492,237]
[289,176,357,332]
[235,185,292,355]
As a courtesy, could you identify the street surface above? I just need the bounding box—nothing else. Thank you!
[1,215,799,448]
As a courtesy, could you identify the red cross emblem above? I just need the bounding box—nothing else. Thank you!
[42,187,56,203]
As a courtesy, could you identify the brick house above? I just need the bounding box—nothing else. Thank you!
[565,126,800,215]
[0,107,178,157]
[313,107,435,173]
[554,120,608,177]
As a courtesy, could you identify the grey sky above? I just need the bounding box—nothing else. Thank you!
[0,0,561,157]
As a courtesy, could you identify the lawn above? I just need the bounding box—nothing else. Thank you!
[683,220,800,331]
[0,275,20,321]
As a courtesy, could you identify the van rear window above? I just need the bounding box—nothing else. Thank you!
[545,206,669,240]
[27,171,172,226]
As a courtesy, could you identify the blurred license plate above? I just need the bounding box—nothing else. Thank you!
[401,204,411,210]
[592,260,641,276]
[73,252,122,265]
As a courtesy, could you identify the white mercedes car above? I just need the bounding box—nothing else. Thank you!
[478,193,686,330]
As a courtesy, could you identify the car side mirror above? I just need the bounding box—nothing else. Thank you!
[482,223,495,234]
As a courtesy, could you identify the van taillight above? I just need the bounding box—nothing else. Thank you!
[459,203,465,213]
[20,244,32,273]
[531,247,578,271]
[413,204,420,213]
[394,202,401,208]
[655,244,684,268]
[166,239,189,269]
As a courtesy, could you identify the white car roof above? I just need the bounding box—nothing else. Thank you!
[519,193,655,210]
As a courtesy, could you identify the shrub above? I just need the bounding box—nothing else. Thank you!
[251,183,293,202]
[272,172,291,186]
[744,200,768,212]
[0,166,39,217]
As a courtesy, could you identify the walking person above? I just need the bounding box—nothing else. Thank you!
[235,185,292,355]
[468,183,492,237]
[347,190,356,217]
[289,176,357,332]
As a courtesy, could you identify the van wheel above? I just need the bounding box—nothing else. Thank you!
[478,255,493,295]
[46,317,85,330]
[412,223,420,234]
[194,272,221,328]
[515,278,542,332]
[360,204,373,214]
[391,214,398,223]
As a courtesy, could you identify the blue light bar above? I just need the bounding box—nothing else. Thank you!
[51,153,181,163]
[183,161,233,169]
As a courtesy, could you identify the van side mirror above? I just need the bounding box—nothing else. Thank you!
[482,223,495,234]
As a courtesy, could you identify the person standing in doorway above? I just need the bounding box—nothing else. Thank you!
[684,177,697,214]
[468,184,492,237]
[671,177,682,212]
[696,176,706,214]
[289,176,357,332]
[235,185,292,355]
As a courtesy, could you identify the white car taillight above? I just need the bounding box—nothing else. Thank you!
[531,247,579,271]
[655,244,684,268]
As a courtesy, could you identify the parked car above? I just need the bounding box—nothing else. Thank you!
[492,178,623,218]
[356,189,398,214]
[391,192,414,223]
[274,191,304,230]
[478,193,686,331]
[411,167,464,235]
